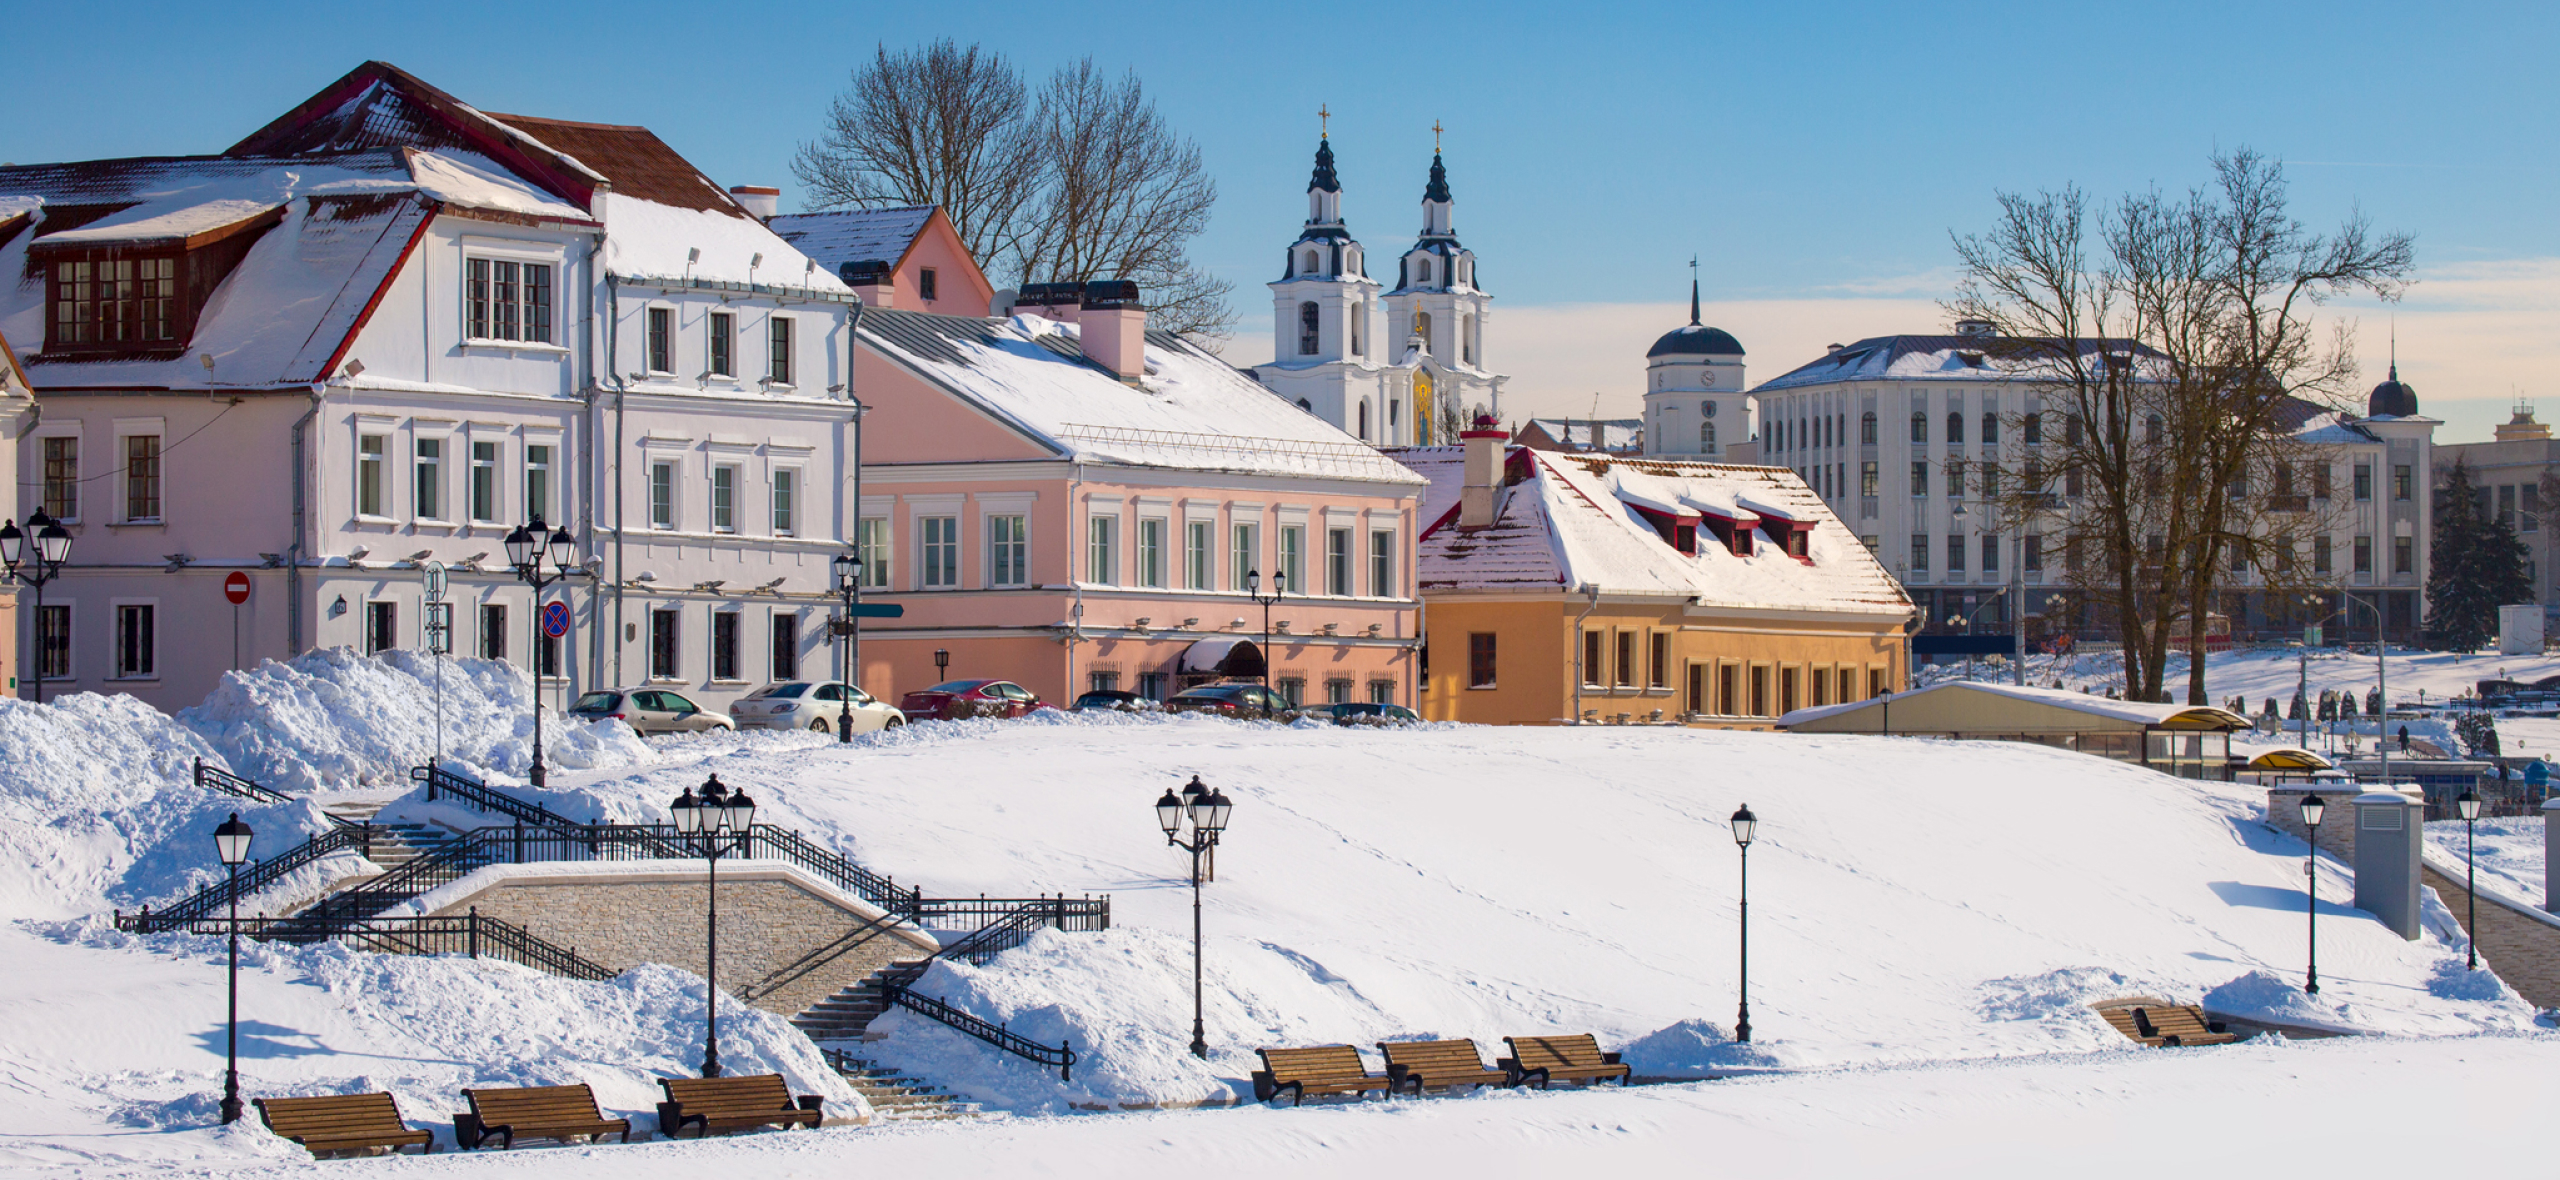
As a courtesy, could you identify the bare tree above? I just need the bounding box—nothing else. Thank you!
[794,46,1232,341]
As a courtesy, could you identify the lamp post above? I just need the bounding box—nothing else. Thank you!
[669,774,756,1077]
[0,512,74,704]
[213,812,254,1124]
[2457,787,2482,970]
[935,647,949,678]
[504,519,578,787]
[1246,570,1284,718]
[1730,803,1757,1043]
[830,553,859,742]
[2300,792,2326,995]
[1155,775,1233,1059]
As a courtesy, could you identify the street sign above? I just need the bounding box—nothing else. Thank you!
[223,571,251,605]
[422,602,454,654]
[540,599,572,638]
[848,603,904,618]
[422,561,448,602]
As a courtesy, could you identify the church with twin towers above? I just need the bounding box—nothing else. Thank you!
[1251,122,1508,446]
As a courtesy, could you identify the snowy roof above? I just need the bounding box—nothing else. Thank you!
[1400,447,1912,616]
[1521,418,1643,453]
[1754,333,2162,392]
[770,206,937,275]
[859,309,1424,486]
[1782,680,2252,730]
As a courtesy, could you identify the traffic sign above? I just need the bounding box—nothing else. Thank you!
[422,560,448,602]
[540,599,573,638]
[223,571,251,605]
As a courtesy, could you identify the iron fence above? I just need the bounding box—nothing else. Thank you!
[172,911,615,980]
[194,758,296,807]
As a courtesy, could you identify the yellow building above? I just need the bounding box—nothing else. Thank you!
[1403,428,1913,726]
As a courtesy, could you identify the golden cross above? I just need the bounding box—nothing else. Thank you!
[1319,104,1330,137]
[1433,120,1443,151]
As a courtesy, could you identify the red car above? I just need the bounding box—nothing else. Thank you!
[899,679,1051,721]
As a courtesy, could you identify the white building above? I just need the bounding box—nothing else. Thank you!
[1639,278,1751,461]
[1253,135,1504,445]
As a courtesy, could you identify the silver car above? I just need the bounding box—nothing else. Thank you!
[565,688,735,735]
[732,681,906,734]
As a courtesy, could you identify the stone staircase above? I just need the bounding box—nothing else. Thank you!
[820,1047,986,1122]
[790,958,927,1042]
[319,801,456,872]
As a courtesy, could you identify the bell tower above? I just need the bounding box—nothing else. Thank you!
[1254,110,1402,444]
[1381,123,1505,442]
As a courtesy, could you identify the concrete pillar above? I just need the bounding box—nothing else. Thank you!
[2352,791,2424,940]
[2543,797,2560,914]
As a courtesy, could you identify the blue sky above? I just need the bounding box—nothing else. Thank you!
[8,0,2553,437]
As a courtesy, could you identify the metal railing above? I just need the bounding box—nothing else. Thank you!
[118,824,379,928]
[885,987,1076,1081]
[194,758,295,807]
[411,765,580,830]
[173,910,615,981]
[911,894,1111,934]
[869,899,1094,1078]
[739,910,910,1002]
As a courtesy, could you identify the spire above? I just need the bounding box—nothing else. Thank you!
[1423,151,1451,204]
[1309,136,1340,194]
[1689,256,1701,326]
[2389,319,2399,382]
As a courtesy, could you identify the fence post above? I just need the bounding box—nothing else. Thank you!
[362,820,373,861]
[426,768,437,804]
[469,906,479,959]
[512,817,523,864]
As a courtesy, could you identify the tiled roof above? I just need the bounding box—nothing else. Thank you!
[770,207,935,271]
[487,114,744,216]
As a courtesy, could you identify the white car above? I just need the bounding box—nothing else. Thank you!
[733,681,906,734]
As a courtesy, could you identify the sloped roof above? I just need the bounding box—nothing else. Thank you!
[1755,334,2158,392]
[859,308,1423,485]
[770,207,936,271]
[486,114,745,216]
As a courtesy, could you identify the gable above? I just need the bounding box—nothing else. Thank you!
[227,62,609,211]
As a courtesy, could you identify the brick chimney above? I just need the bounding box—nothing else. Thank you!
[1460,414,1507,530]
[1078,280,1146,385]
[729,185,780,221]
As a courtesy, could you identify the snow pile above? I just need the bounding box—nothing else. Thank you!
[2426,816,2548,906]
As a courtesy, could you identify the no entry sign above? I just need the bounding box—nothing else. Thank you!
[540,599,572,638]
[223,571,251,605]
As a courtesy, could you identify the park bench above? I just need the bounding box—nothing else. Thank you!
[1376,1039,1513,1096]
[2092,999,2240,1048]
[655,1074,823,1138]
[252,1092,436,1157]
[1499,1034,1631,1089]
[1251,1045,1392,1106]
[457,1083,633,1149]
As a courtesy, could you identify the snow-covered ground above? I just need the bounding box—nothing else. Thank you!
[1924,644,2560,708]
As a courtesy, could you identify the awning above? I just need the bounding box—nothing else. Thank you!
[2245,748,2336,772]
[1179,637,1264,678]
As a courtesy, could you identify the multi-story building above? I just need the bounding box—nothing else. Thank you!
[0,62,862,713]
[2435,402,2559,626]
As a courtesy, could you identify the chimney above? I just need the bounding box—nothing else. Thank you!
[1016,281,1085,322]
[1460,414,1507,530]
[729,186,780,221]
[1077,280,1146,384]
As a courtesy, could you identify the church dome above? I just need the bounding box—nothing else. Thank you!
[2367,365,2418,417]
[1648,324,1745,359]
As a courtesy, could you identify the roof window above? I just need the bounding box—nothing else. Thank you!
[33,201,282,357]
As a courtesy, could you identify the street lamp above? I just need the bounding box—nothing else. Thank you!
[1246,569,1285,718]
[213,812,254,1124]
[935,647,949,678]
[669,774,757,1077]
[1155,775,1233,1059]
[830,553,859,742]
[2299,792,2326,995]
[1730,803,1757,1044]
[505,518,579,787]
[2456,787,2482,970]
[1,511,74,704]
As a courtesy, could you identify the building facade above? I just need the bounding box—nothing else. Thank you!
[2435,402,2560,626]
[1639,280,1751,461]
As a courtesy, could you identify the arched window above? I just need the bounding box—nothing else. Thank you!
[1911,411,1928,444]
[1701,420,1718,453]
[1350,303,1364,357]
[1773,421,1785,452]
[2145,413,2165,444]
[1980,413,1998,445]
[1415,310,1433,349]
[1357,399,1371,440]
[1861,411,1878,445]
[1417,256,1434,284]
[1303,249,1320,275]
[1298,302,1320,356]
[1947,412,1963,444]
[1461,315,1476,364]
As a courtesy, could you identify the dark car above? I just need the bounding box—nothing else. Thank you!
[1071,690,1160,713]
[1165,683,1297,719]
[1307,702,1423,726]
[899,679,1050,721]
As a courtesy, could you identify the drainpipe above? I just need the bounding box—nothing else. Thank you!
[847,297,866,690]
[1066,459,1086,693]
[580,235,604,694]
[1571,582,1599,725]
[606,275,627,687]
[288,382,327,653]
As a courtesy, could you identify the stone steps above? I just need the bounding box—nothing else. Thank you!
[819,1047,986,1121]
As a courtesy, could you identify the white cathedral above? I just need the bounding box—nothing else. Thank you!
[1252,133,1507,446]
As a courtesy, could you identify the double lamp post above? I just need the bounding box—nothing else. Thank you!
[0,512,73,704]
[1154,776,1234,1059]
[502,518,578,787]
[669,774,757,1078]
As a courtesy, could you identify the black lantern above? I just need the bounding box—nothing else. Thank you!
[1245,570,1285,717]
[502,523,536,570]
[2299,793,2326,829]
[1730,803,1758,848]
[1,511,73,704]
[215,813,255,866]
[2299,793,2325,995]
[545,525,575,569]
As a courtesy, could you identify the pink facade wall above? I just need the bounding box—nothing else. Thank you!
[892,214,994,318]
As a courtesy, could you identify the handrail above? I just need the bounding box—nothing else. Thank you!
[119,825,376,929]
[194,757,295,807]
[176,911,616,981]
[738,910,908,1001]
[885,987,1075,1081]
[870,898,1091,1078]
[410,765,581,830]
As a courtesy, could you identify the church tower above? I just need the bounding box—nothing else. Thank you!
[1641,267,1747,459]
[1381,130,1505,444]
[1255,127,1401,443]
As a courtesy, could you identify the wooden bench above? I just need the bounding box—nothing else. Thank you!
[1499,1034,1631,1089]
[655,1074,823,1138]
[1376,1039,1512,1096]
[2093,999,2240,1048]
[253,1092,436,1157]
[457,1083,634,1150]
[1251,1045,1392,1106]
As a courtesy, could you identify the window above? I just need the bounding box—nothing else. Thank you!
[2145,414,2165,445]
[922,516,960,588]
[920,267,939,301]
[1946,413,1963,445]
[1614,631,1637,688]
[991,515,1029,588]
[1299,302,1320,355]
[365,601,397,655]
[2023,534,2043,573]
[2501,484,2518,531]
[1701,421,1717,452]
[1357,400,1370,440]
[466,259,552,343]
[1910,534,1929,571]
[470,441,499,523]
[115,604,156,678]
[355,433,387,517]
[858,517,891,588]
[1947,535,1966,572]
[479,603,509,660]
[37,604,69,680]
[1232,522,1260,591]
[2315,536,2334,574]
[1280,525,1305,593]
[2352,463,2373,501]
[1185,520,1212,589]
[1323,677,1352,705]
[648,461,674,529]
[2066,466,2085,498]
[1982,535,2000,572]
[769,316,794,385]
[771,612,800,681]
[1327,527,1352,595]
[413,436,443,521]
[712,611,741,681]
[41,438,77,520]
[2313,464,2333,500]
[1857,411,1876,445]
[124,434,162,522]
[1370,530,1395,598]
[1979,463,1998,498]
[1138,518,1168,588]
[2393,464,2412,501]
[52,256,179,350]
[2023,412,2041,445]
[1139,672,1171,701]
[1089,671,1121,693]
[1370,679,1396,704]
[1087,515,1118,584]
[2393,535,2414,574]
[646,307,673,372]
[771,469,796,536]
[710,464,739,533]
[1582,629,1605,688]
[2528,485,2542,534]
[540,632,561,678]
[1910,461,1929,497]
[1946,458,1965,499]
[1649,632,1669,689]
[1861,461,1879,497]
[650,609,680,679]
[525,444,553,523]
[1468,633,1497,688]
[708,312,733,377]
[1351,304,1365,358]
[1277,676,1305,706]
[1750,665,1769,717]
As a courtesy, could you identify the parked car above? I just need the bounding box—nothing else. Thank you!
[1306,701,1423,726]
[899,679,1052,721]
[1071,690,1161,713]
[565,688,734,736]
[732,681,906,733]
[1164,683,1297,719]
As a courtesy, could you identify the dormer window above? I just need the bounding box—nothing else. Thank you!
[36,201,282,356]
[52,257,179,348]
[465,258,554,344]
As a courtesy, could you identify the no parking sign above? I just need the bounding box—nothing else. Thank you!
[540,599,572,638]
